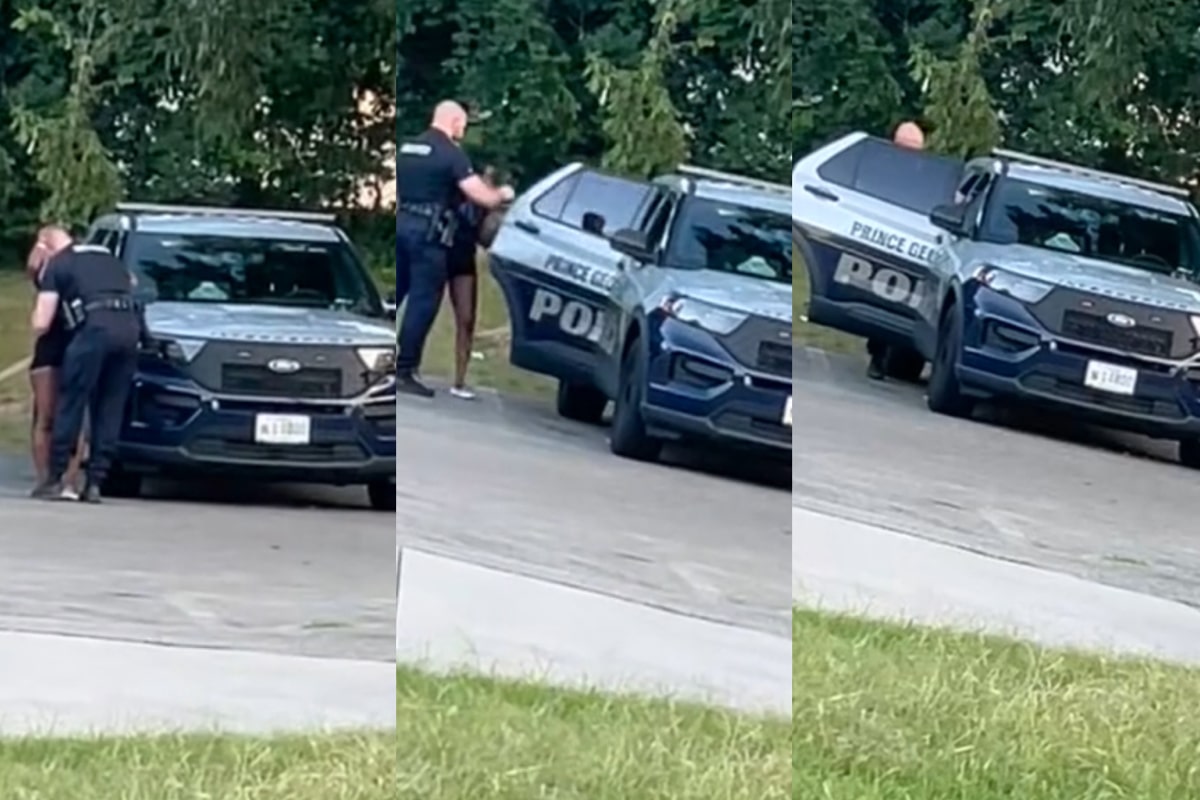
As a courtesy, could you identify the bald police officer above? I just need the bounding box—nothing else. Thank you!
[397,100,514,397]
[866,120,927,381]
[30,229,145,502]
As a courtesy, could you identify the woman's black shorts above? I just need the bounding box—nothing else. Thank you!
[447,241,478,280]
[30,331,67,371]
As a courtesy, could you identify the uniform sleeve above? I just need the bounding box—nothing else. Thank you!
[447,144,475,184]
[38,256,68,294]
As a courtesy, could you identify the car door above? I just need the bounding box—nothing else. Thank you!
[600,186,681,397]
[488,164,656,390]
[792,132,964,349]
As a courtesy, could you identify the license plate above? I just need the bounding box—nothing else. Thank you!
[254,414,311,445]
[783,396,793,427]
[1084,361,1138,396]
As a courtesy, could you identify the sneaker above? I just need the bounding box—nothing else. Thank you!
[79,483,101,504]
[449,385,477,400]
[396,372,435,398]
[31,479,67,501]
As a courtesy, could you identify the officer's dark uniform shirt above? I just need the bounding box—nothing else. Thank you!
[397,128,475,210]
[41,246,142,342]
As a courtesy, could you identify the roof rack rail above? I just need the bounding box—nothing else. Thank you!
[991,149,1192,199]
[676,164,789,195]
[115,202,337,223]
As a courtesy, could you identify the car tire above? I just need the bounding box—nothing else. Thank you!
[367,479,395,512]
[927,304,975,418]
[101,467,142,499]
[884,346,926,383]
[1178,439,1200,469]
[556,381,607,424]
[609,342,662,462]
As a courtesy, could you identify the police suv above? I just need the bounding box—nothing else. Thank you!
[489,164,793,462]
[86,203,398,508]
[794,132,1200,467]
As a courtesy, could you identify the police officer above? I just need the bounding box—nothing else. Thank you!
[30,227,146,502]
[867,121,928,381]
[396,100,514,397]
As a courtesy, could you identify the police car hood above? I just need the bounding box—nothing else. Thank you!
[974,242,1200,313]
[145,301,396,346]
[665,270,793,321]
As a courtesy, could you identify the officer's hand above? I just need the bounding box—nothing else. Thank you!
[498,185,516,204]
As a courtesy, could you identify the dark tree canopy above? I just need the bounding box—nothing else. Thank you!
[398,0,790,187]
[0,0,394,262]
[794,0,1200,190]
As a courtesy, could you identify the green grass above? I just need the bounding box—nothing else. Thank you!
[792,245,862,354]
[0,729,391,798]
[397,664,789,799]
[793,608,1200,799]
[419,252,555,399]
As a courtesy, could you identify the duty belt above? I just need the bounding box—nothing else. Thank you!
[398,202,443,219]
[84,297,136,313]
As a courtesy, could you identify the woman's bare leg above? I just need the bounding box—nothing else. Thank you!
[448,271,478,391]
[29,368,56,483]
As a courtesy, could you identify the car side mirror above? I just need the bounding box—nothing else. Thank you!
[383,292,398,320]
[929,203,969,237]
[608,228,655,262]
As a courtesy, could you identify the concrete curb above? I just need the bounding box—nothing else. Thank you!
[793,505,1200,665]
[0,629,394,737]
[397,547,791,716]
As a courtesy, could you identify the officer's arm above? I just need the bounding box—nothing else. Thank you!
[31,292,58,336]
[451,148,511,209]
[30,259,62,335]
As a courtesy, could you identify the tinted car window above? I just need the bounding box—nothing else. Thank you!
[819,138,963,214]
[560,172,653,235]
[665,198,792,284]
[980,177,1200,275]
[532,174,578,220]
[125,232,384,316]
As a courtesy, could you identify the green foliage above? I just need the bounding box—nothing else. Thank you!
[399,0,790,185]
[0,0,394,264]
[796,0,1200,187]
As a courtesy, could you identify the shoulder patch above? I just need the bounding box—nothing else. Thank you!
[399,143,433,157]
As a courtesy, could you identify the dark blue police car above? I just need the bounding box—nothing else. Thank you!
[84,204,397,509]
[488,164,792,462]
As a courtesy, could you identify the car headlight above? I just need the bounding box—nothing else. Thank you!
[356,346,396,372]
[975,266,1054,304]
[660,295,749,335]
[148,336,206,363]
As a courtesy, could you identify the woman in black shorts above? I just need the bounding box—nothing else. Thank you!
[27,235,85,492]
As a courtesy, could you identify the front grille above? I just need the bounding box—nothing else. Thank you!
[186,437,368,463]
[220,364,342,399]
[1060,310,1173,358]
[1020,371,1184,419]
[757,341,792,374]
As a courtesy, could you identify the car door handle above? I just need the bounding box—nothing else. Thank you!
[514,220,540,235]
[804,185,839,202]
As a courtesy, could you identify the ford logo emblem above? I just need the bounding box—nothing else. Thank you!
[267,358,302,374]
[1106,312,1136,329]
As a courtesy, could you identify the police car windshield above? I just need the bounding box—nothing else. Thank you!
[980,178,1200,278]
[124,233,385,316]
[665,199,791,283]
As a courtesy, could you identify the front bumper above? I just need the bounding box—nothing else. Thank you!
[117,365,396,485]
[642,315,792,451]
[958,286,1200,438]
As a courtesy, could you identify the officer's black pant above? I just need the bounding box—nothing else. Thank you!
[49,321,138,485]
[396,215,449,374]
